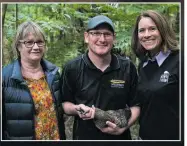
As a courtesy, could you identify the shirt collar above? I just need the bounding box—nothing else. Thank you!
[82,51,120,70]
[143,50,171,68]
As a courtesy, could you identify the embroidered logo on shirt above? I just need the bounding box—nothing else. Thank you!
[159,71,170,83]
[110,80,125,88]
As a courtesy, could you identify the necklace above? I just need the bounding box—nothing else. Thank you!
[21,66,44,80]
[21,65,42,73]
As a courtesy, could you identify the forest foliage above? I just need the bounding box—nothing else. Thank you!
[2,3,180,69]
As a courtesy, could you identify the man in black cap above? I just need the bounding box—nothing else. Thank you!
[60,15,140,140]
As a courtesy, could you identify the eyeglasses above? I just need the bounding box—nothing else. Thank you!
[19,40,45,48]
[88,31,113,39]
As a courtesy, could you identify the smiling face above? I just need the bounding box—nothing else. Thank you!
[84,24,115,57]
[138,17,162,55]
[18,32,45,63]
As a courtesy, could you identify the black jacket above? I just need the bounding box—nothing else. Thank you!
[137,51,179,140]
[2,59,66,140]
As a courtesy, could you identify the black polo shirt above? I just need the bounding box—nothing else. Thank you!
[61,52,138,140]
[135,51,179,140]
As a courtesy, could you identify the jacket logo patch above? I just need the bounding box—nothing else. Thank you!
[159,71,170,83]
[110,80,125,88]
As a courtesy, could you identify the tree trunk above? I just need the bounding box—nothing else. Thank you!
[2,4,7,28]
[16,4,18,28]
[2,4,8,66]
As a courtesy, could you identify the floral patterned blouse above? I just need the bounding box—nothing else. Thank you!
[24,75,60,140]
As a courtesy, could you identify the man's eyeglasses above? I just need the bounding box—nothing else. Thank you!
[19,40,45,48]
[88,31,113,39]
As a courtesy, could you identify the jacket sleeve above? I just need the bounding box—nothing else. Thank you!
[130,61,146,108]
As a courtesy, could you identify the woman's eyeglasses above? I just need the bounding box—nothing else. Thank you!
[19,40,45,48]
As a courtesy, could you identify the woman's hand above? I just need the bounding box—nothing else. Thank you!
[75,104,95,120]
